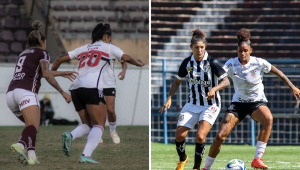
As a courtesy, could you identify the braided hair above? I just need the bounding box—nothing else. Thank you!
[28,21,46,47]
[91,23,112,43]
[190,28,207,46]
[236,28,251,47]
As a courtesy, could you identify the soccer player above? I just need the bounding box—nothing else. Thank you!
[202,28,300,170]
[6,21,75,165]
[160,29,230,170]
[51,23,144,163]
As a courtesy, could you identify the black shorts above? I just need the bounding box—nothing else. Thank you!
[71,88,106,111]
[103,88,116,96]
[226,102,267,121]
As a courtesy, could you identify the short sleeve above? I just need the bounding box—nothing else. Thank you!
[223,59,233,77]
[111,45,124,62]
[176,58,189,80]
[258,58,272,73]
[210,57,227,80]
[40,51,50,62]
[68,47,81,60]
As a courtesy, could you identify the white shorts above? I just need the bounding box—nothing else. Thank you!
[177,103,220,129]
[6,88,40,117]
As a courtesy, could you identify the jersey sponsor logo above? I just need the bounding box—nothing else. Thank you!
[19,99,30,107]
[238,98,255,102]
[250,70,257,77]
[228,104,235,110]
[187,66,193,71]
[188,78,211,87]
[13,72,26,80]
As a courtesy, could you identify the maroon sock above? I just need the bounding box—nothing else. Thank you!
[18,125,37,151]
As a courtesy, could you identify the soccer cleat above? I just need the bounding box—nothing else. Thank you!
[99,138,103,145]
[28,157,40,165]
[11,143,28,165]
[251,158,268,169]
[110,131,120,144]
[62,132,72,157]
[79,154,99,163]
[175,155,189,170]
[201,168,208,170]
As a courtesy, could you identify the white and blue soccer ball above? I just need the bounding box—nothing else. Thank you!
[225,159,246,170]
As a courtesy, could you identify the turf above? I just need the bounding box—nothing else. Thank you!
[151,142,300,170]
[0,125,149,170]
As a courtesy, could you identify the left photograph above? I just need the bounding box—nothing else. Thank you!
[0,0,149,169]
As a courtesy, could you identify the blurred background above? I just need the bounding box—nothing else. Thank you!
[0,0,149,126]
[151,0,300,146]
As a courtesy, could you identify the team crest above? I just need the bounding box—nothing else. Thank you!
[203,63,211,73]
[228,104,235,111]
[187,67,193,71]
[250,70,257,77]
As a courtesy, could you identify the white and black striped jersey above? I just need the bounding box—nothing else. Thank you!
[223,56,272,103]
[176,51,227,107]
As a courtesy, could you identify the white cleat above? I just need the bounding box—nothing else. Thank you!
[110,131,120,144]
[99,138,103,145]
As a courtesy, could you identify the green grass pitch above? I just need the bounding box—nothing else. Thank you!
[0,125,149,170]
[151,142,300,170]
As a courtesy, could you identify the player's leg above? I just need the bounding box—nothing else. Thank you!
[79,102,106,163]
[104,88,120,144]
[250,105,272,169]
[203,112,239,170]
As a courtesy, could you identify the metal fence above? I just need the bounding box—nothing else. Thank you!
[151,59,300,145]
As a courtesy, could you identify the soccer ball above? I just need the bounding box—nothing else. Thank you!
[225,159,246,170]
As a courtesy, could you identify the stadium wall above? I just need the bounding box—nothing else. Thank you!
[61,39,149,65]
[0,64,149,126]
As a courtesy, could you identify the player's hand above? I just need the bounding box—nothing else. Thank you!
[62,71,78,82]
[206,88,216,100]
[118,71,126,80]
[137,59,145,67]
[61,92,72,104]
[159,98,171,114]
[291,86,300,100]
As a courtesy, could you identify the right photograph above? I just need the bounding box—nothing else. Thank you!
[151,1,300,170]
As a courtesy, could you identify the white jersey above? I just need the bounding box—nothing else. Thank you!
[68,41,124,90]
[223,56,272,103]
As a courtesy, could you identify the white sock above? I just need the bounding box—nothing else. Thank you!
[109,121,117,132]
[83,125,104,157]
[70,124,91,141]
[28,150,36,159]
[254,141,267,158]
[203,156,216,170]
[17,143,25,150]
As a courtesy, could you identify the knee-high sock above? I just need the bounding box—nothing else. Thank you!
[193,142,206,169]
[254,141,267,158]
[18,125,37,151]
[203,156,216,170]
[109,121,117,132]
[83,125,104,157]
[70,124,91,140]
[175,139,187,161]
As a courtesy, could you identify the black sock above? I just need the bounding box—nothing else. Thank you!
[175,139,187,161]
[193,142,206,169]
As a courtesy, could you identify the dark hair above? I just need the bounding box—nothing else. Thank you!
[91,23,112,43]
[190,28,207,46]
[28,21,46,47]
[236,28,251,47]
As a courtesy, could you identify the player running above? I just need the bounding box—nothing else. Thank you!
[7,21,75,165]
[160,28,230,170]
[51,23,144,163]
[202,28,300,170]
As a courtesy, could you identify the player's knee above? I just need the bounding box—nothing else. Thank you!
[264,115,273,127]
[107,107,115,115]
[195,133,206,143]
[175,132,186,142]
[215,133,226,143]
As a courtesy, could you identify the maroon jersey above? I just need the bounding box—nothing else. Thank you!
[7,48,50,94]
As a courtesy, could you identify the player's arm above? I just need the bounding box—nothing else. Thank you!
[118,61,127,80]
[269,65,300,99]
[121,54,144,67]
[51,53,71,71]
[159,78,182,114]
[40,60,72,103]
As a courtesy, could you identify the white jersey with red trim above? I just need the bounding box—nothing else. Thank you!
[68,40,124,90]
[223,56,272,103]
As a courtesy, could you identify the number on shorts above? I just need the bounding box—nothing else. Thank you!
[15,56,26,73]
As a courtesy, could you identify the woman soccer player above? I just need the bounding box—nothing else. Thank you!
[51,23,144,163]
[160,29,230,170]
[6,21,75,165]
[202,28,300,170]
